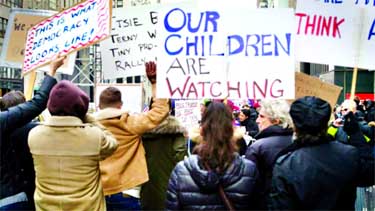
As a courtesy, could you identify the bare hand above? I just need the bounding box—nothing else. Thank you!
[145,61,157,84]
[48,55,66,76]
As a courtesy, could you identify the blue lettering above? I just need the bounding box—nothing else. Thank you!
[164,8,186,32]
[245,34,260,56]
[209,35,224,56]
[186,36,198,56]
[228,35,244,55]
[262,34,272,56]
[275,33,291,56]
[323,0,343,3]
[368,18,375,40]
[204,11,220,32]
[165,34,183,55]
[187,13,203,32]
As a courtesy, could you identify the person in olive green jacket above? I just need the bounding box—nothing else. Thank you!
[141,102,187,210]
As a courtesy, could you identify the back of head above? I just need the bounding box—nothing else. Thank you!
[290,96,331,139]
[47,80,89,120]
[195,102,235,172]
[259,99,293,129]
[0,91,26,110]
[99,87,122,109]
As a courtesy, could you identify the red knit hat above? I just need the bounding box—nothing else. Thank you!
[47,80,89,120]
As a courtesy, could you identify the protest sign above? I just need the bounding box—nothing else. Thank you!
[95,84,144,113]
[295,71,343,109]
[100,6,157,79]
[23,0,111,74]
[156,3,295,100]
[0,8,55,68]
[295,0,375,69]
[174,100,201,130]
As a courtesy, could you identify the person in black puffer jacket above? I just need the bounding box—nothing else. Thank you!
[166,102,259,210]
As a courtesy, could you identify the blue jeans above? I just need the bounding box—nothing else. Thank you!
[105,192,141,211]
[0,201,31,211]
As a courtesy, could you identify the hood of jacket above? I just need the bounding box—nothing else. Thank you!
[184,154,244,191]
[143,116,186,137]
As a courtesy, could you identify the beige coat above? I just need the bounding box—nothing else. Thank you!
[28,116,118,211]
[95,98,169,195]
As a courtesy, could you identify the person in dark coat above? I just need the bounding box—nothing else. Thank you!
[269,96,375,210]
[0,57,63,210]
[141,109,187,210]
[245,99,293,209]
[1,91,38,210]
[166,102,259,210]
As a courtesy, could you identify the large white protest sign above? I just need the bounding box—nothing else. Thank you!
[23,0,111,74]
[174,100,201,130]
[95,84,144,113]
[156,3,295,99]
[100,6,157,79]
[295,0,375,69]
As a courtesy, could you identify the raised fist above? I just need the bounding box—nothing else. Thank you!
[145,61,157,84]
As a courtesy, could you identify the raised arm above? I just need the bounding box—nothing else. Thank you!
[0,56,65,132]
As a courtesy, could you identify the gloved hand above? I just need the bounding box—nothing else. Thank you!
[343,111,360,135]
[145,61,157,84]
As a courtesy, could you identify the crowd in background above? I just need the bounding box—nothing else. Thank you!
[0,59,374,210]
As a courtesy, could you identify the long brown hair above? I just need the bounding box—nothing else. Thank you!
[194,102,236,173]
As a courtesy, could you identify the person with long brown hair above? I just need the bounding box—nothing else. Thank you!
[166,101,259,210]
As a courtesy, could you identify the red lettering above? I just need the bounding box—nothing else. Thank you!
[296,13,307,35]
[296,13,344,38]
[270,79,284,98]
[210,81,221,97]
[227,81,241,98]
[186,83,198,98]
[253,79,268,99]
[166,76,190,97]
[332,17,345,38]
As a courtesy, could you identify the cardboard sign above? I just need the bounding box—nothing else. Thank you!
[100,6,157,79]
[95,84,144,113]
[156,3,295,99]
[174,100,201,130]
[0,8,56,68]
[295,0,375,69]
[295,72,343,109]
[23,0,112,74]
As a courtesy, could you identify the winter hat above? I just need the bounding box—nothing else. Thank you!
[290,96,331,134]
[47,80,89,120]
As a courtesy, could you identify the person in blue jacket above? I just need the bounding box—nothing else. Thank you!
[0,56,64,210]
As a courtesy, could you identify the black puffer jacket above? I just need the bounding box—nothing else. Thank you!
[0,75,56,200]
[166,154,258,210]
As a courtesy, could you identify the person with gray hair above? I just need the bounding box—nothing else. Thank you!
[245,99,293,210]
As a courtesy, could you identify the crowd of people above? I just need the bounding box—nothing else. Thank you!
[0,58,374,210]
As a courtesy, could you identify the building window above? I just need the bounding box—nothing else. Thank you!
[0,18,8,38]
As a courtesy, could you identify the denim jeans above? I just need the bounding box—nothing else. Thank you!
[105,192,141,211]
[0,201,31,211]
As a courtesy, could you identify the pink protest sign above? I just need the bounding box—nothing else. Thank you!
[23,0,111,74]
